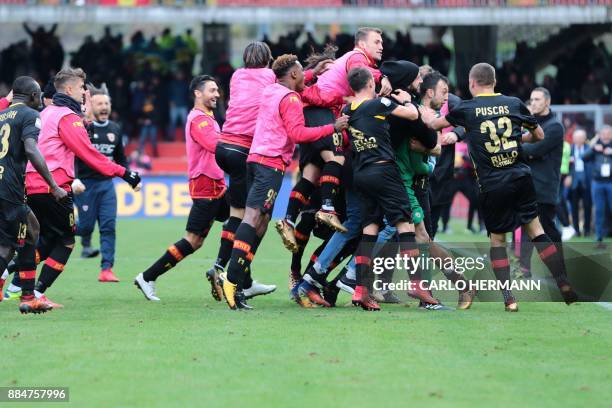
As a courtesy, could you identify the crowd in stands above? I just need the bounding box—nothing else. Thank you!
[0,25,610,151]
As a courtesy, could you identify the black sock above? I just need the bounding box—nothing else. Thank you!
[291,212,315,273]
[215,216,241,269]
[320,161,342,212]
[355,234,377,288]
[11,244,47,288]
[142,238,195,282]
[286,179,315,224]
[35,245,73,293]
[304,237,329,274]
[399,232,421,280]
[243,234,263,289]
[0,257,8,280]
[226,223,257,290]
[325,237,360,277]
[18,243,37,296]
[7,257,18,274]
[532,234,568,286]
[490,246,514,303]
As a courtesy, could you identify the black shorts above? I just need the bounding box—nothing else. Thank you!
[245,162,284,214]
[186,197,226,237]
[215,142,248,209]
[353,162,412,228]
[299,107,342,170]
[0,199,28,249]
[479,175,538,234]
[27,193,76,246]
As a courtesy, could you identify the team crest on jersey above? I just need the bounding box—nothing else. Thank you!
[82,205,89,212]
[34,118,42,129]
[107,132,116,142]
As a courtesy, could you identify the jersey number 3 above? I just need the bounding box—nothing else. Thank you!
[482,117,516,154]
[0,123,10,159]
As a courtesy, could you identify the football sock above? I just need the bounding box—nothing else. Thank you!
[399,232,421,280]
[355,234,377,288]
[9,245,45,288]
[532,234,568,286]
[35,245,73,293]
[490,246,514,303]
[142,238,195,282]
[0,257,8,283]
[226,223,257,290]
[292,212,315,273]
[17,243,37,296]
[320,161,342,212]
[286,179,315,224]
[242,234,263,290]
[215,216,241,269]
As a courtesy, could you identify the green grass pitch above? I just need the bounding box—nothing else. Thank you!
[1,218,611,407]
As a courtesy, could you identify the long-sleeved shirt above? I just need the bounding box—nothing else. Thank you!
[75,120,128,181]
[522,111,564,204]
[248,85,334,171]
[26,109,126,194]
[186,107,226,199]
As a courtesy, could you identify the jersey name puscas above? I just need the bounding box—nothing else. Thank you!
[445,93,538,192]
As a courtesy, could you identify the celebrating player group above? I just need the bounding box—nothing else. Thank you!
[0,26,579,315]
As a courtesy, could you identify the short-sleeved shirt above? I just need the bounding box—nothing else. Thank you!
[0,103,41,203]
[445,93,538,192]
[75,120,126,181]
[342,97,398,172]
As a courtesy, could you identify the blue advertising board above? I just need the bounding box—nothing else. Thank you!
[114,175,294,219]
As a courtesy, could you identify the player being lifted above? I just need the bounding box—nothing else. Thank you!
[425,63,578,311]
[276,28,393,251]
[0,76,67,314]
[221,54,349,310]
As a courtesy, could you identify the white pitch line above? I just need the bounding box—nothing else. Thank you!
[596,302,612,311]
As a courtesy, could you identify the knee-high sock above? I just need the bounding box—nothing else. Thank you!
[291,212,316,274]
[215,216,242,270]
[17,243,37,296]
[490,246,514,303]
[399,232,423,282]
[320,161,342,212]
[35,245,73,293]
[142,238,195,282]
[243,233,264,289]
[355,234,377,289]
[285,179,315,224]
[532,234,568,286]
[378,240,399,288]
[226,223,258,290]
[0,257,8,290]
[9,242,48,287]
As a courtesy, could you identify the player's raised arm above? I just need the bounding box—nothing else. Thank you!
[388,89,419,120]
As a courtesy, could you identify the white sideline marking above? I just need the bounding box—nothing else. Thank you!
[596,302,612,311]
